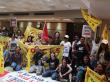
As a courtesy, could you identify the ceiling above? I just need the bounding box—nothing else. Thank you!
[0,0,86,12]
[1,0,109,20]
[89,0,110,19]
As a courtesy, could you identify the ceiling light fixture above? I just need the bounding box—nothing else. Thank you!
[0,6,6,9]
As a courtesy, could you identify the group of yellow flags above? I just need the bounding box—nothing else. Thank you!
[81,9,108,40]
[0,9,108,82]
[85,67,107,82]
[0,36,10,74]
[81,9,108,82]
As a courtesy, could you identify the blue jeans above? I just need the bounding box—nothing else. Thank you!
[42,70,58,80]
[76,66,84,82]
[11,62,22,71]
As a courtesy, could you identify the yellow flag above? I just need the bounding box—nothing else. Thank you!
[85,67,106,82]
[24,22,42,41]
[81,9,102,32]
[102,25,108,40]
[0,45,4,73]
[25,48,31,72]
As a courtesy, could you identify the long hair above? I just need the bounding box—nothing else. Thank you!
[27,36,33,42]
[104,51,110,62]
[53,32,60,39]
[97,43,109,60]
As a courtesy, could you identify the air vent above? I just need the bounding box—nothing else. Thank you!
[34,12,54,15]
[0,13,10,16]
[13,12,29,16]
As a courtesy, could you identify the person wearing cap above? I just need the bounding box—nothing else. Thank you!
[60,35,71,58]
[97,39,109,64]
[91,37,101,57]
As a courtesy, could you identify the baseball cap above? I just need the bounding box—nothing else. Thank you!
[101,39,108,44]
[64,35,69,39]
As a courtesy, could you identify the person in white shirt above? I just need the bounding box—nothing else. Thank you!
[60,35,71,58]
[91,37,100,56]
[8,34,18,52]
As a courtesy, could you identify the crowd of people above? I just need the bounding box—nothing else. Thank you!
[2,28,110,82]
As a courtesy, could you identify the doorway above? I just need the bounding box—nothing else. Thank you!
[66,22,83,43]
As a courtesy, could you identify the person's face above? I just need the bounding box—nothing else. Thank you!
[35,46,39,52]
[101,43,106,50]
[16,47,20,52]
[49,37,52,42]
[38,33,41,38]
[90,55,95,61]
[12,34,15,39]
[64,38,68,42]
[28,36,32,41]
[75,36,79,41]
[9,51,13,56]
[18,31,21,34]
[2,27,6,30]
[95,64,103,73]
[55,32,60,38]
[80,37,85,43]
[62,59,67,66]
[84,56,89,63]
[51,53,55,60]
[38,60,42,65]
[95,38,100,44]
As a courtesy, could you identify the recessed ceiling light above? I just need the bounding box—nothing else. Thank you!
[65,4,72,9]
[43,0,51,2]
[45,0,51,2]
[0,6,6,9]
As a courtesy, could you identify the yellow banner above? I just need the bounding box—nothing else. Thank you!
[25,47,31,71]
[101,24,108,40]
[85,67,106,82]
[0,36,10,46]
[18,41,63,71]
[81,9,102,32]
[0,45,4,73]
[24,23,42,41]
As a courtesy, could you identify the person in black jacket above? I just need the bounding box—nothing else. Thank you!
[75,37,88,67]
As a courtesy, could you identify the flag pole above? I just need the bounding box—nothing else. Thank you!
[94,27,97,41]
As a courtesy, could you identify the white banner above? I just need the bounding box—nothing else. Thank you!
[1,70,58,82]
[82,25,91,38]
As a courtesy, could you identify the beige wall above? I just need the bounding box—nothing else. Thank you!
[18,21,66,38]
[47,22,66,38]
[0,10,82,21]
